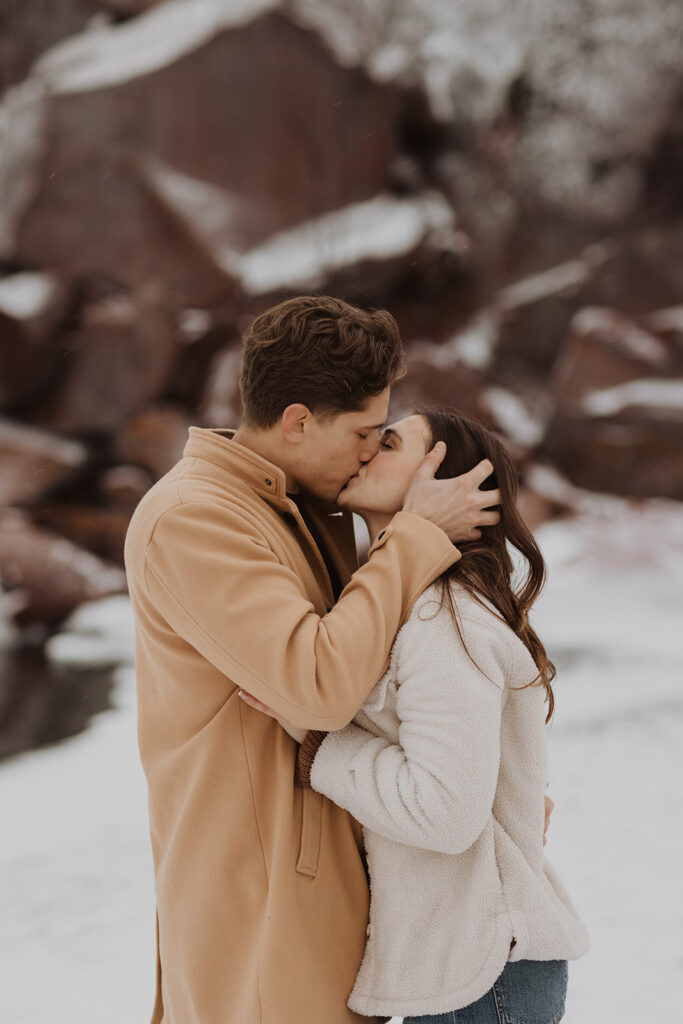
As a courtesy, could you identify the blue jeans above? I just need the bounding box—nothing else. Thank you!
[403,959,568,1024]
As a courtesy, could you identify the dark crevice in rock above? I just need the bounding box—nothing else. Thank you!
[0,643,116,761]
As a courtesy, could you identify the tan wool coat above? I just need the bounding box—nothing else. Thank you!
[124,427,459,1024]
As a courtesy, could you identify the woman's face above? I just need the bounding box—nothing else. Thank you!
[336,414,431,516]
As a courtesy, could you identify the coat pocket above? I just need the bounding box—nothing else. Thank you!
[296,786,323,877]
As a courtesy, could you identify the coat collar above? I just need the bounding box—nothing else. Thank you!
[184,427,289,503]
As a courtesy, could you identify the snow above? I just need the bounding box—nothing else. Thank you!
[0,421,86,467]
[178,308,213,344]
[582,378,683,417]
[482,387,546,448]
[1,499,682,1023]
[570,308,668,365]
[498,259,592,311]
[46,595,137,669]
[136,154,247,277]
[0,80,47,260]
[292,0,683,223]
[290,0,527,124]
[238,192,455,295]
[410,310,500,372]
[136,156,456,294]
[0,272,59,321]
[36,0,279,95]
[645,306,683,333]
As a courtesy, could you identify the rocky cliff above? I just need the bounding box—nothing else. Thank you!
[1,0,682,637]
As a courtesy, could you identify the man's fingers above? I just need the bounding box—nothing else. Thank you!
[465,458,495,489]
[238,691,274,717]
[414,441,447,480]
[477,489,500,511]
[478,509,500,526]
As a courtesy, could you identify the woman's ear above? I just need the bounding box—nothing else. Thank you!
[281,404,311,444]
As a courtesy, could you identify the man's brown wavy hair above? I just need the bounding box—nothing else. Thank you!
[239,295,406,427]
[420,406,556,722]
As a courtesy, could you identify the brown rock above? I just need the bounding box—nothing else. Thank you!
[492,245,612,379]
[0,272,71,413]
[116,404,191,478]
[199,347,243,428]
[490,223,683,381]
[0,0,93,91]
[543,307,683,498]
[0,643,117,761]
[31,504,131,566]
[168,319,240,410]
[99,464,153,510]
[543,413,683,499]
[97,1,163,13]
[16,10,401,300]
[549,307,670,413]
[644,306,683,359]
[515,486,564,533]
[0,418,88,507]
[227,191,465,301]
[515,464,579,531]
[40,289,178,434]
[0,509,127,628]
[582,224,683,319]
[390,343,487,421]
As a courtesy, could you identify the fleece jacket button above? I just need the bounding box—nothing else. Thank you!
[366,923,372,938]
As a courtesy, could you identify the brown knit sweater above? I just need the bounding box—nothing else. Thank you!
[295,730,327,787]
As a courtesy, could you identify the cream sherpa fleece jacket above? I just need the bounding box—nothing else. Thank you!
[310,582,589,1019]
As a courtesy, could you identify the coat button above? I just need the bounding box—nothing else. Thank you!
[366,923,372,938]
[265,478,272,487]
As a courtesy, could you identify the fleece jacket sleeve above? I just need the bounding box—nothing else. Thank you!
[309,602,508,853]
[141,504,458,731]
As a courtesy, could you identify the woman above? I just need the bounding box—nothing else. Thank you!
[240,407,589,1024]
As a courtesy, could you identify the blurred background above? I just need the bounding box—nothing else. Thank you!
[0,1,681,1022]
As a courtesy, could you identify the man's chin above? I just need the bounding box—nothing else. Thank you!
[300,481,349,505]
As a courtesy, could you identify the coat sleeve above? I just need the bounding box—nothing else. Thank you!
[137,503,458,731]
[309,601,508,853]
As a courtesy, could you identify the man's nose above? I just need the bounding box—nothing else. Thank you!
[359,436,380,462]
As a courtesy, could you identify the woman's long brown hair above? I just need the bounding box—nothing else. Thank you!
[419,406,555,721]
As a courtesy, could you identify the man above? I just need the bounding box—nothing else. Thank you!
[125,295,500,1024]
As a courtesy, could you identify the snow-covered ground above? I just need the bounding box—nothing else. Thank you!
[1,497,682,1023]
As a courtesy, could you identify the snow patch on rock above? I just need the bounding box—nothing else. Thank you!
[0,80,47,259]
[482,387,546,448]
[238,191,455,293]
[46,595,136,668]
[582,379,683,418]
[35,0,279,94]
[0,272,60,321]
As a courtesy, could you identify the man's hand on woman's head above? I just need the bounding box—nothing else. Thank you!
[402,443,501,542]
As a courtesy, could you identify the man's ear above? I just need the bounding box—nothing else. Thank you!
[281,404,312,444]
